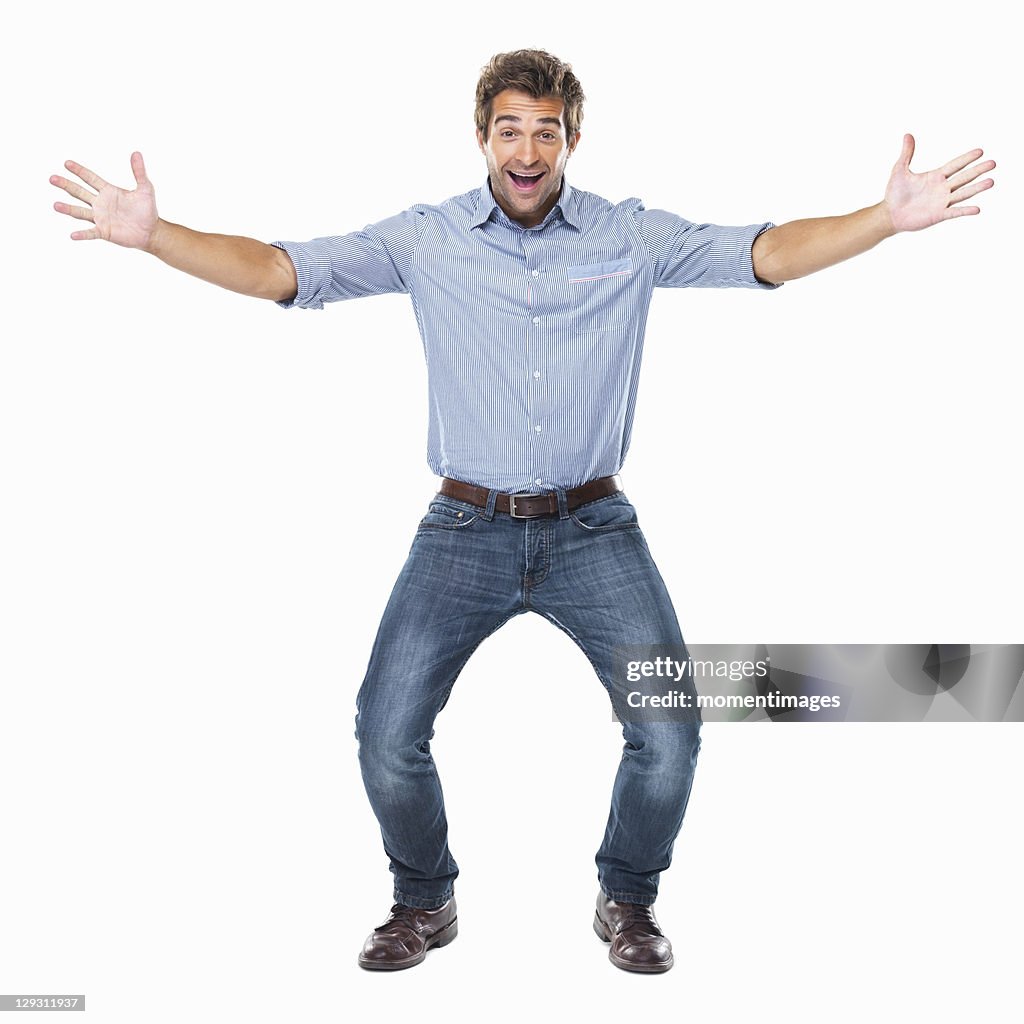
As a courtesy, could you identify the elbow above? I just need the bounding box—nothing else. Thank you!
[266,245,299,302]
[751,231,786,286]
[753,265,784,286]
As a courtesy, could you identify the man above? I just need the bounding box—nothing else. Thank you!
[50,49,994,974]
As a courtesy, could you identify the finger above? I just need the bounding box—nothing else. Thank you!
[939,148,984,178]
[53,201,95,222]
[131,150,149,186]
[49,174,96,206]
[949,178,994,205]
[896,133,915,168]
[947,159,996,191]
[942,205,980,221]
[64,159,110,192]
[70,228,101,241]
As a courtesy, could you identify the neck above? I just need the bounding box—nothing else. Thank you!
[489,176,564,228]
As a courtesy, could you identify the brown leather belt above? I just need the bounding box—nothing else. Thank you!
[439,474,622,519]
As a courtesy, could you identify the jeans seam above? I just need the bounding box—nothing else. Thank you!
[600,886,657,907]
[525,520,551,593]
[440,608,526,704]
[393,888,454,910]
[535,608,615,701]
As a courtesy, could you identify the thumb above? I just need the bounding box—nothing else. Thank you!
[130,150,150,187]
[895,133,915,170]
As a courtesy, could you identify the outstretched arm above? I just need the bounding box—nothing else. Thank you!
[50,152,297,302]
[751,135,996,285]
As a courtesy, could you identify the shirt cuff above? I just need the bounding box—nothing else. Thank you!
[743,222,782,289]
[268,240,326,309]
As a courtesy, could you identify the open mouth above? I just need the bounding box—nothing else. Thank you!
[507,170,545,193]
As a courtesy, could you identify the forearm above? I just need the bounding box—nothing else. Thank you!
[751,202,896,285]
[145,219,297,301]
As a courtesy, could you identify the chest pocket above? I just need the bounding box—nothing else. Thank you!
[566,258,633,284]
[561,258,635,333]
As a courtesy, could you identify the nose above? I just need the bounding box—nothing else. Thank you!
[518,135,539,167]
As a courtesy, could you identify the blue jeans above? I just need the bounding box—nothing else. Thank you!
[354,486,701,909]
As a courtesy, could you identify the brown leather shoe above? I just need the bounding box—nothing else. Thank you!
[594,892,674,973]
[357,897,458,971]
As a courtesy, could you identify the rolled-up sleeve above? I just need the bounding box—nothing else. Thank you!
[634,206,781,290]
[270,207,425,310]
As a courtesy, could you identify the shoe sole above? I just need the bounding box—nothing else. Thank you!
[357,917,459,971]
[593,912,674,974]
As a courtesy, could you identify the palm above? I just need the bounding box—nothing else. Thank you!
[50,152,159,249]
[92,177,157,247]
[884,134,995,233]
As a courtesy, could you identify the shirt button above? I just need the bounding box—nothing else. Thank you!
[531,269,540,278]
[535,478,543,486]
[535,425,542,433]
[533,371,541,379]
[532,316,541,325]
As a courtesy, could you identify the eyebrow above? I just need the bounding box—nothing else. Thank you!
[493,114,563,129]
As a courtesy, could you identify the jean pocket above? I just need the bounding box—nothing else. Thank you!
[569,493,640,532]
[417,496,482,531]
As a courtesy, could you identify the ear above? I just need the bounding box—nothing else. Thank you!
[476,128,487,155]
[568,131,581,157]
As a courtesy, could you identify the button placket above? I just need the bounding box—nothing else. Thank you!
[522,232,549,489]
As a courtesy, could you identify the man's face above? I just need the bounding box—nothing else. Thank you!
[477,89,580,228]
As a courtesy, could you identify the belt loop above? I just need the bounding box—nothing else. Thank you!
[555,486,569,520]
[483,488,498,521]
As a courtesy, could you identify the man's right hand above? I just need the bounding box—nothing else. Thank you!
[49,151,297,301]
[50,151,160,251]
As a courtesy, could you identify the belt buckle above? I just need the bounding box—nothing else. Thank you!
[509,493,546,519]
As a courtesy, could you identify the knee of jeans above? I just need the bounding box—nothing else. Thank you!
[355,721,433,773]
[621,721,701,769]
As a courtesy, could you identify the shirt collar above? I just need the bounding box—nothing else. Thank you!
[470,176,580,231]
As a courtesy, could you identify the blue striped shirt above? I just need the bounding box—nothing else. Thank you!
[271,179,777,492]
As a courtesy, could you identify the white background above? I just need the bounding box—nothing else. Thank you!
[2,0,1021,1020]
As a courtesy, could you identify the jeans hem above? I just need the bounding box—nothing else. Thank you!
[394,888,454,910]
[600,885,656,907]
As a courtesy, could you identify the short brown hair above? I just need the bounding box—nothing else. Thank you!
[475,49,585,139]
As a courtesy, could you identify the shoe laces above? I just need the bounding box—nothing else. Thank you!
[619,903,661,934]
[377,903,420,934]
